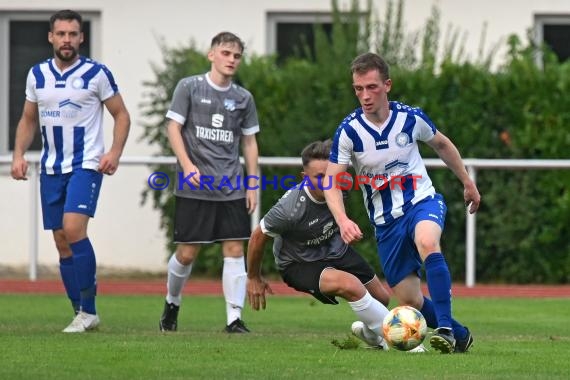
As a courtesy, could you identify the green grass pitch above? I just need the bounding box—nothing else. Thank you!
[0,294,568,379]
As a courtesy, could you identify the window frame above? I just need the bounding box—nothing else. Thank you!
[534,13,570,67]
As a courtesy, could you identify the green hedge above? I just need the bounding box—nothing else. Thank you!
[140,0,569,283]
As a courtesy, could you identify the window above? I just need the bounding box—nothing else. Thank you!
[535,14,570,63]
[267,12,334,64]
[0,11,97,154]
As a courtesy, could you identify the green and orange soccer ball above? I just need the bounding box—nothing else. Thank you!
[382,306,427,351]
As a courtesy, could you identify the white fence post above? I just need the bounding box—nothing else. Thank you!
[465,165,477,288]
[29,161,39,281]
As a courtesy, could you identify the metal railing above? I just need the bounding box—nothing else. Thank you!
[2,154,570,286]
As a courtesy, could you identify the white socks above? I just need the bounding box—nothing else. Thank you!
[165,254,246,325]
[166,254,193,306]
[348,291,389,337]
[222,256,247,325]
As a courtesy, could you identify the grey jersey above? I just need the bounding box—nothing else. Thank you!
[166,73,260,200]
[260,186,349,270]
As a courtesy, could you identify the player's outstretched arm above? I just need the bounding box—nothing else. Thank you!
[11,100,39,180]
[246,226,273,310]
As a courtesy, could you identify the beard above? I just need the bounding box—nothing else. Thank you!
[55,47,78,62]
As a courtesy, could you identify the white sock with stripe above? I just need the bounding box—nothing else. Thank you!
[348,291,389,336]
[166,254,193,306]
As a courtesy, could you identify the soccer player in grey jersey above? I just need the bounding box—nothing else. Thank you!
[159,32,259,333]
[246,140,399,349]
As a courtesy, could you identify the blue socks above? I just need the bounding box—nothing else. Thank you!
[70,238,97,315]
[424,252,453,330]
[59,256,80,314]
[420,296,468,340]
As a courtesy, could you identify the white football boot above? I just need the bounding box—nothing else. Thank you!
[351,321,389,350]
[62,311,100,333]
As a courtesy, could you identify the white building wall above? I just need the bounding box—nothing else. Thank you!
[0,0,568,275]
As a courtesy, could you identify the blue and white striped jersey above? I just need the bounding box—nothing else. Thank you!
[25,56,119,174]
[330,101,437,225]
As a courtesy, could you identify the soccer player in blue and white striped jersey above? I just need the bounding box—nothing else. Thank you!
[325,52,480,353]
[11,9,130,333]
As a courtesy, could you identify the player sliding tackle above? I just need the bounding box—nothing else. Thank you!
[246,140,426,351]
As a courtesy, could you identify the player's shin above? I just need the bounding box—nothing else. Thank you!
[70,238,97,315]
[348,291,389,335]
[59,256,80,314]
[166,254,193,305]
[222,256,247,324]
[424,253,453,329]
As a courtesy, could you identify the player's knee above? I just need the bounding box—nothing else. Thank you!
[340,276,360,293]
[51,230,69,255]
[54,239,71,257]
[222,241,244,258]
[323,270,363,299]
[61,224,86,243]
[397,293,423,309]
[415,236,440,254]
[176,246,198,264]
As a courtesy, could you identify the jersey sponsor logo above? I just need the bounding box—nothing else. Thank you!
[306,222,338,246]
[41,110,61,118]
[200,98,212,104]
[211,113,224,128]
[308,218,319,227]
[77,204,88,209]
[41,99,82,119]
[375,139,389,148]
[59,99,82,110]
[339,171,421,191]
[195,125,234,143]
[224,99,236,111]
[384,159,409,171]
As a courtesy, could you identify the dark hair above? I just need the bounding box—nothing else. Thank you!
[49,9,82,31]
[301,140,332,167]
[211,31,245,53]
[350,52,390,81]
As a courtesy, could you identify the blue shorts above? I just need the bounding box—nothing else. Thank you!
[40,169,103,230]
[374,193,447,288]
